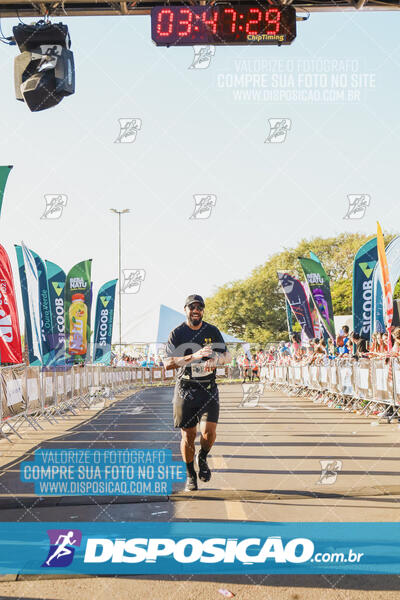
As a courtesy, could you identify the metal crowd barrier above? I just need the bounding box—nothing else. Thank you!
[0,363,233,442]
[262,358,400,423]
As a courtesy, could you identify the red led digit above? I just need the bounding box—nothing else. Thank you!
[224,8,237,33]
[177,8,193,37]
[156,9,174,37]
[201,9,218,34]
[245,8,262,35]
[265,7,281,34]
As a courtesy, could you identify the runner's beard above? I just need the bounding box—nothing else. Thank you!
[189,315,202,327]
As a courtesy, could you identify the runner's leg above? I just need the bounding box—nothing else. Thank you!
[181,426,198,491]
[199,420,217,452]
[197,420,217,482]
[180,426,197,469]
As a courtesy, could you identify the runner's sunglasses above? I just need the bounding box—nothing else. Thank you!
[188,304,204,311]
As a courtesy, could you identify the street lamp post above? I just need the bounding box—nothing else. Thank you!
[110,208,130,358]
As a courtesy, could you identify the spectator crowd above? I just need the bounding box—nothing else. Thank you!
[112,354,165,368]
[234,325,400,378]
[111,326,400,381]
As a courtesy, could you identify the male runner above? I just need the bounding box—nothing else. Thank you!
[164,294,231,492]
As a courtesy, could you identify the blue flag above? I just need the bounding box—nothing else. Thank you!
[15,245,41,366]
[31,250,52,365]
[46,260,66,366]
[352,237,377,339]
[93,279,117,364]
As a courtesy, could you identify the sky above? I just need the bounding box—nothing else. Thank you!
[0,9,400,344]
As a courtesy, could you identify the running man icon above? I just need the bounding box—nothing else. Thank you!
[42,529,82,568]
[46,531,76,566]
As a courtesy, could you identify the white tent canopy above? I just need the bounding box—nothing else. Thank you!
[127,304,244,344]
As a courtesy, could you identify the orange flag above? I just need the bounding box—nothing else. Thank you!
[377,222,393,351]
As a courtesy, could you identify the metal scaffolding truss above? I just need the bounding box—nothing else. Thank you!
[0,0,399,19]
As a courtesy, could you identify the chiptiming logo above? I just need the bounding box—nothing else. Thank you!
[42,529,82,567]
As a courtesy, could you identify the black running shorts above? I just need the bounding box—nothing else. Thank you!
[173,380,220,429]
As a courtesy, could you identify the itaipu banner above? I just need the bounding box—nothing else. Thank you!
[377,222,393,338]
[277,271,314,340]
[93,279,117,365]
[352,237,377,340]
[298,257,336,341]
[46,260,66,366]
[0,244,22,364]
[0,165,12,217]
[65,260,92,362]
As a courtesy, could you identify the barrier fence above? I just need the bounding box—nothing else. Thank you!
[0,358,394,440]
[260,358,400,422]
[0,364,231,442]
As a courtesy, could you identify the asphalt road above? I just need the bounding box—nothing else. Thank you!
[0,383,399,599]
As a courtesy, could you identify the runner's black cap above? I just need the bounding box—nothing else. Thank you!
[184,294,205,308]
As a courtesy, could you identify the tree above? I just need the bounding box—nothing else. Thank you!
[206,232,397,343]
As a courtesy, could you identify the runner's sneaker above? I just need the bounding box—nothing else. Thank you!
[196,451,211,482]
[184,473,198,492]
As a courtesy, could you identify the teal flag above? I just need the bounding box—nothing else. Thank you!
[353,237,377,340]
[0,166,12,217]
[15,245,41,366]
[93,279,117,364]
[31,250,52,365]
[46,260,66,366]
[310,251,321,264]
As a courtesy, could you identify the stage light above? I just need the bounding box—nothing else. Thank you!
[13,20,75,112]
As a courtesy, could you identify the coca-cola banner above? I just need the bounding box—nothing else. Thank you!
[0,244,22,364]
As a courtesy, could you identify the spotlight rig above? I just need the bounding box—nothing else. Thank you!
[13,20,75,112]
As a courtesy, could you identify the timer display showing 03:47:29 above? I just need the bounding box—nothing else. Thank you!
[151,6,297,46]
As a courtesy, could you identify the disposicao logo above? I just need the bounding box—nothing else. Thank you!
[42,529,82,568]
[83,536,314,564]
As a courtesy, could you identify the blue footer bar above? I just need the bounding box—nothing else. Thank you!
[0,522,399,574]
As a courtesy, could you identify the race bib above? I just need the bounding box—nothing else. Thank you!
[191,363,209,378]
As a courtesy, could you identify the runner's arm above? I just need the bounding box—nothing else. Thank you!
[164,354,195,369]
[204,350,232,370]
[164,347,213,369]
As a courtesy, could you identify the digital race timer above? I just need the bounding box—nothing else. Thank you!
[151,5,296,46]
